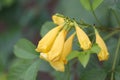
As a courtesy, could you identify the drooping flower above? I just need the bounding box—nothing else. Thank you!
[49,33,75,72]
[48,29,67,61]
[50,60,64,72]
[95,29,109,61]
[40,52,65,72]
[52,15,65,25]
[61,33,75,64]
[35,26,62,53]
[39,33,75,72]
[75,23,92,50]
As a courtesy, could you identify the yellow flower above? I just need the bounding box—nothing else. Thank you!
[40,52,65,72]
[75,24,92,50]
[40,32,75,72]
[49,33,75,72]
[61,33,75,64]
[48,29,67,61]
[52,15,65,25]
[50,60,64,72]
[95,29,109,61]
[35,26,62,53]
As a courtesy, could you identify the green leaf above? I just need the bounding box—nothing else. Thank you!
[39,59,53,72]
[0,29,21,68]
[92,0,104,10]
[0,0,14,7]
[115,66,120,80]
[8,59,33,80]
[89,43,101,54]
[0,58,4,72]
[80,0,104,11]
[67,50,90,67]
[14,39,38,59]
[115,72,120,80]
[78,53,90,68]
[8,59,40,80]
[24,60,40,80]
[40,21,56,37]
[81,68,107,80]
[0,73,7,80]
[67,50,80,61]
[67,43,100,63]
[80,0,91,10]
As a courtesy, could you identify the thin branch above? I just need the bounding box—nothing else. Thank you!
[111,37,120,80]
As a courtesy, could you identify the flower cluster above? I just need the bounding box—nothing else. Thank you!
[36,14,109,72]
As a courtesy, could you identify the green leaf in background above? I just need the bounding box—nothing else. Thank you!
[67,50,90,67]
[67,43,100,61]
[0,58,4,72]
[80,0,104,11]
[80,0,91,10]
[14,39,38,59]
[8,59,40,80]
[40,21,56,37]
[115,66,120,80]
[92,0,104,10]
[8,59,33,80]
[89,43,101,54]
[81,68,107,80]
[0,29,21,69]
[67,50,80,61]
[0,73,7,80]
[0,0,14,8]
[78,53,90,68]
[39,59,53,72]
[77,43,100,67]
[24,60,41,80]
[115,72,120,80]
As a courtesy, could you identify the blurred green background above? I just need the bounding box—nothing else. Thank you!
[0,0,120,80]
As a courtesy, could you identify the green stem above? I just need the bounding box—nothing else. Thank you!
[91,10,103,27]
[111,37,120,80]
[67,63,70,80]
[104,30,120,40]
[112,9,120,27]
[111,72,114,80]
[89,0,103,27]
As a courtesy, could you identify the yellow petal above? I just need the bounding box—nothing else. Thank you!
[48,29,67,61]
[50,60,65,72]
[75,26,92,50]
[95,30,109,61]
[61,33,75,64]
[52,15,65,25]
[35,26,62,53]
[40,53,48,61]
[97,50,109,61]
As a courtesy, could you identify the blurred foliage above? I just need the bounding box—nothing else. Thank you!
[0,0,120,80]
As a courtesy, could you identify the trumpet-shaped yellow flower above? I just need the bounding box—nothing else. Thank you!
[48,29,67,61]
[35,26,62,53]
[75,25,92,50]
[50,60,64,72]
[49,33,75,72]
[39,32,75,72]
[61,33,75,64]
[52,15,65,25]
[40,52,65,72]
[95,29,109,61]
